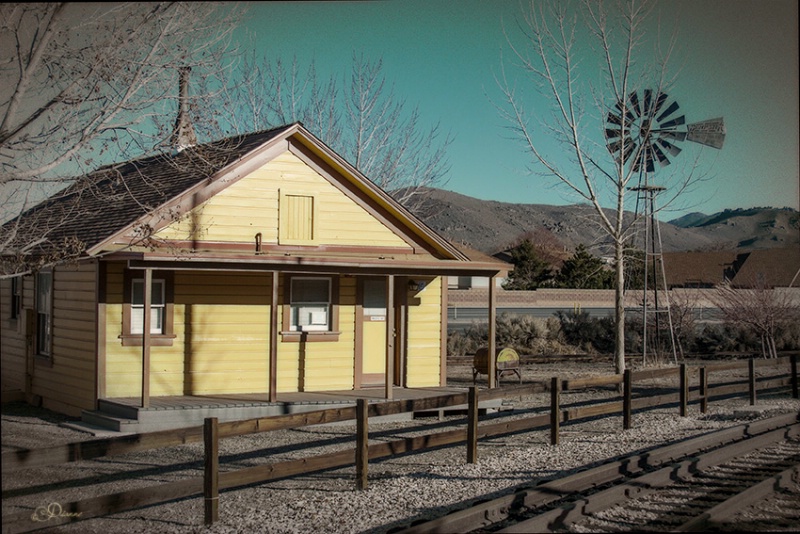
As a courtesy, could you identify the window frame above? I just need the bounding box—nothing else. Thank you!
[10,276,22,321]
[120,270,175,346]
[35,270,52,358]
[282,274,339,342]
[130,278,166,335]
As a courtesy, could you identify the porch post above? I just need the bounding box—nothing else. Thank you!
[141,268,152,408]
[488,275,497,389]
[269,271,279,402]
[385,275,395,400]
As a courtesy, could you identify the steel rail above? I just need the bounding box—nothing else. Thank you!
[395,412,799,534]
[498,425,800,532]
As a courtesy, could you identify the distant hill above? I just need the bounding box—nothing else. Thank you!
[412,188,799,256]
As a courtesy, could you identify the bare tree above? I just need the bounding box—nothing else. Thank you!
[711,278,800,359]
[209,52,453,214]
[1,2,242,276]
[496,0,709,375]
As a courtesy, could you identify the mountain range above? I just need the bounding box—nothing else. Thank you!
[413,188,800,256]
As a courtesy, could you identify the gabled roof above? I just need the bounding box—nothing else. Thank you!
[663,247,800,288]
[6,123,509,275]
[729,247,800,288]
[7,126,289,259]
[662,251,740,287]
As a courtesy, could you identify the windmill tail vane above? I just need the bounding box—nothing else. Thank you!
[604,89,725,172]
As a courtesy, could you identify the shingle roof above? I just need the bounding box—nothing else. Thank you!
[730,247,800,288]
[662,251,740,287]
[662,247,800,288]
[4,126,293,258]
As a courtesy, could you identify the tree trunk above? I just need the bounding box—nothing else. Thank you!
[614,239,626,376]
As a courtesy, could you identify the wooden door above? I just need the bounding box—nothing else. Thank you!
[360,278,387,387]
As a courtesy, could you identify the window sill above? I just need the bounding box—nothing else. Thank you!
[119,334,177,347]
[281,331,341,343]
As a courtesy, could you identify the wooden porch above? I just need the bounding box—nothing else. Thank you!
[76,386,503,434]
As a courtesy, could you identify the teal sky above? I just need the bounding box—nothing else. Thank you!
[240,0,799,218]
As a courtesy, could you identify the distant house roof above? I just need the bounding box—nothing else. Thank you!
[729,247,800,288]
[662,251,740,288]
[663,247,799,288]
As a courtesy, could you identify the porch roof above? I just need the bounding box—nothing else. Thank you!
[116,247,509,278]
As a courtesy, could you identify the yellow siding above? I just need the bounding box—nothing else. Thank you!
[33,262,98,415]
[276,276,356,392]
[155,151,411,250]
[405,277,443,387]
[104,268,273,397]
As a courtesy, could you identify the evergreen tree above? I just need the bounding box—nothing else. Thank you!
[502,239,553,290]
[555,245,614,289]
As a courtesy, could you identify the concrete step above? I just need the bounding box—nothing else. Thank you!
[79,410,140,433]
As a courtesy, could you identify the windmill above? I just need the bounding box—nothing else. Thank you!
[605,89,725,364]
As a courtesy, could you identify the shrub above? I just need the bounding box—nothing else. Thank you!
[556,311,615,354]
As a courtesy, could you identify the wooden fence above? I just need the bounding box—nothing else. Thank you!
[2,355,798,533]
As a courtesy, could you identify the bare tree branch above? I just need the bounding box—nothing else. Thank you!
[1,2,244,276]
[496,0,714,374]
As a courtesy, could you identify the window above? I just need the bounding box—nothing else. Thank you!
[36,270,52,356]
[282,275,340,341]
[279,190,317,245]
[131,278,165,334]
[120,270,175,346]
[10,276,22,320]
[290,277,330,331]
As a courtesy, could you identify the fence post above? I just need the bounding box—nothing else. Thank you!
[700,367,708,414]
[204,417,219,526]
[679,364,688,417]
[791,354,798,399]
[749,358,757,406]
[623,369,632,430]
[356,398,369,490]
[550,377,560,446]
[467,386,479,463]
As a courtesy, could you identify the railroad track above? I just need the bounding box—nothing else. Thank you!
[393,412,800,533]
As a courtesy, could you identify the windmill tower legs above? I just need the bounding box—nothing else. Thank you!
[633,185,678,366]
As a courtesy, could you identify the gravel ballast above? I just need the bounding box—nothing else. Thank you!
[3,361,799,533]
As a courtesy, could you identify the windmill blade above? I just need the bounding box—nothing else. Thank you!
[605,128,623,139]
[652,143,671,167]
[659,115,686,129]
[657,137,682,156]
[687,117,726,149]
[614,100,637,122]
[628,91,641,117]
[608,137,634,155]
[643,89,653,116]
[607,111,624,126]
[660,130,687,142]
[656,100,680,123]
[653,92,668,116]
[621,140,636,162]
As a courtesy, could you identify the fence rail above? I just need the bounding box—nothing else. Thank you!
[2,355,797,533]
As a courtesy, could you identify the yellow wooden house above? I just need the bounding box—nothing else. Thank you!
[1,123,506,431]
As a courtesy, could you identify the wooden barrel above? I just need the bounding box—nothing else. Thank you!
[473,347,519,374]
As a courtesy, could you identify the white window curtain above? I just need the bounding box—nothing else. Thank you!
[131,279,165,334]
